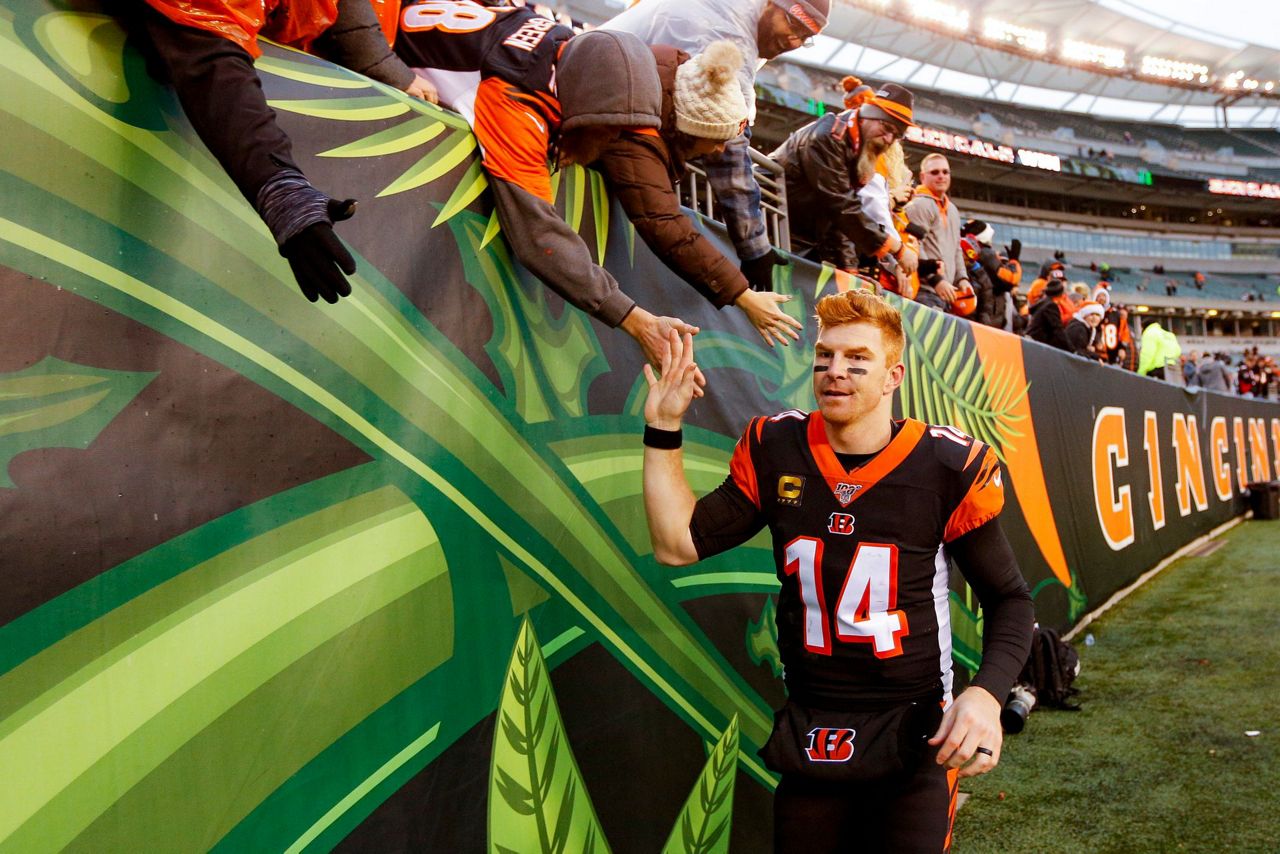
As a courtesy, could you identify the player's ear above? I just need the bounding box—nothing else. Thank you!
[884,361,905,394]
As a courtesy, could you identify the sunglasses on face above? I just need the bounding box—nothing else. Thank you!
[869,118,903,140]
[927,169,950,175]
[784,10,816,47]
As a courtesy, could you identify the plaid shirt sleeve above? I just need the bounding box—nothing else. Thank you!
[701,134,772,262]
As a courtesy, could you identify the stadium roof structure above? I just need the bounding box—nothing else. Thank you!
[783,0,1280,128]
[570,0,1280,128]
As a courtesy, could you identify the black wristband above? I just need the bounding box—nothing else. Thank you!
[643,425,682,449]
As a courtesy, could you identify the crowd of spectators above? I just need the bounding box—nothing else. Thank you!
[125,0,1272,396]
[1180,349,1280,397]
[130,0,834,366]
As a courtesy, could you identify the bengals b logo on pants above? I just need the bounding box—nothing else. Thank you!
[804,727,856,762]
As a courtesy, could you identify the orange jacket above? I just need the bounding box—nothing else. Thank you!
[143,0,338,57]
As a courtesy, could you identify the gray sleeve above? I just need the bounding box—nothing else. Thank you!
[489,177,636,327]
[904,196,933,235]
[313,0,414,90]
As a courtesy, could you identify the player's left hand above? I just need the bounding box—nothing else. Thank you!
[928,686,1003,778]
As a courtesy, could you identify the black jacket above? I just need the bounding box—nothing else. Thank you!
[1027,297,1070,351]
[1064,318,1098,358]
[769,110,891,269]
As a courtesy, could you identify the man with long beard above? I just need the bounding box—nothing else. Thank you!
[770,83,916,273]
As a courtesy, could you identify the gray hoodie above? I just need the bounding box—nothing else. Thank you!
[486,29,661,327]
[1191,357,1233,393]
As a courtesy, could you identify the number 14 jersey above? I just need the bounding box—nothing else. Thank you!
[691,412,1005,709]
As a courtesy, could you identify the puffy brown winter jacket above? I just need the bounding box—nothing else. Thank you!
[590,45,748,309]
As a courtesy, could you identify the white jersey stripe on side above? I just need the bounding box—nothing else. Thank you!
[931,544,954,707]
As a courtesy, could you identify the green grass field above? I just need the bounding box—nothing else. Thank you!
[954,521,1280,853]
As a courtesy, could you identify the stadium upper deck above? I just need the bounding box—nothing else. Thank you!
[568,0,1278,286]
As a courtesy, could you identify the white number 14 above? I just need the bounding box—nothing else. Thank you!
[783,537,908,658]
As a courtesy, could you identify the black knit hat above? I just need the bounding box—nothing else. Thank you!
[858,83,915,133]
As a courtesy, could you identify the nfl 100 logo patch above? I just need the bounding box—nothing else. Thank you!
[834,481,862,506]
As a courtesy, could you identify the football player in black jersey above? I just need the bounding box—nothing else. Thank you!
[642,290,1033,853]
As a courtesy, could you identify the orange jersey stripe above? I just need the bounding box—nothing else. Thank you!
[944,446,1004,541]
[730,417,761,508]
[472,77,554,202]
[806,414,927,506]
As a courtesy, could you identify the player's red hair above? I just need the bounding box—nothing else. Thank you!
[815,291,905,366]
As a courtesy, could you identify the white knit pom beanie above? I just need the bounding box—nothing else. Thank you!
[673,41,748,141]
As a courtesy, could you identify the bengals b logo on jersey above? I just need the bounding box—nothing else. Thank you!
[805,727,856,763]
[828,512,855,535]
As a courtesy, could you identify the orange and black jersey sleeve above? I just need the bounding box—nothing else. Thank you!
[396,3,569,94]
[942,440,1004,542]
[396,3,568,199]
[691,417,767,559]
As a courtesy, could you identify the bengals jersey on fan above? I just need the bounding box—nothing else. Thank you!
[691,413,1005,709]
[396,2,572,199]
[1100,306,1134,369]
[396,2,570,98]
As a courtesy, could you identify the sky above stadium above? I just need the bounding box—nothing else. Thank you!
[1107,0,1280,50]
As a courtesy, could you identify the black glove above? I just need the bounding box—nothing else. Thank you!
[741,249,788,292]
[1004,238,1022,262]
[282,216,357,304]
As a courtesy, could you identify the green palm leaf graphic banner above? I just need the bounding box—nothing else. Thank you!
[2,2,1276,851]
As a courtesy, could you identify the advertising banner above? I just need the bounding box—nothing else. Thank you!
[2,5,1277,850]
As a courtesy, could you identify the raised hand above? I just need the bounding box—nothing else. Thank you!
[643,330,705,430]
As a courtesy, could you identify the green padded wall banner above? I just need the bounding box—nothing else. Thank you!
[2,4,1278,850]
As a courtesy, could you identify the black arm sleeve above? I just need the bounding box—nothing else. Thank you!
[948,517,1034,702]
[135,5,300,203]
[797,130,889,263]
[690,476,767,560]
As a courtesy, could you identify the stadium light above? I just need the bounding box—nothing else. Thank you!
[905,0,969,32]
[1061,38,1125,70]
[1135,306,1150,313]
[1223,70,1245,90]
[1140,56,1209,83]
[983,18,1047,53]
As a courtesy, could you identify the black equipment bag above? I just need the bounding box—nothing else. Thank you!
[1021,626,1081,710]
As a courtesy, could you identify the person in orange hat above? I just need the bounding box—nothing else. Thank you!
[1026,263,1066,308]
[770,83,918,275]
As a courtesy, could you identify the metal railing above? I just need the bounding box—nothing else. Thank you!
[678,148,791,253]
